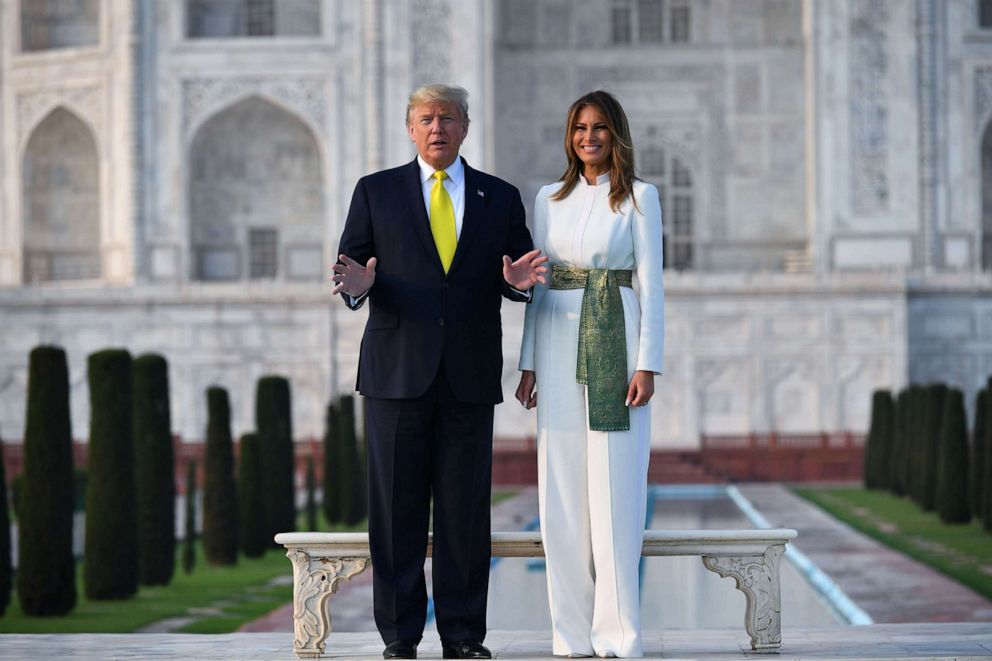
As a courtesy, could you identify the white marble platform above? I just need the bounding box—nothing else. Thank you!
[1,624,991,660]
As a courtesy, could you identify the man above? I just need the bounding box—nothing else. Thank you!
[332,84,547,660]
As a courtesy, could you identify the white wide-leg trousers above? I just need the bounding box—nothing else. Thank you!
[534,287,651,658]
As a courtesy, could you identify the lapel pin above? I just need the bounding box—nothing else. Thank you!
[477,189,485,197]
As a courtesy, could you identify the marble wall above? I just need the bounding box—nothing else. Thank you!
[0,0,990,446]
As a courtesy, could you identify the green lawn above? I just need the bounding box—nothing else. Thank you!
[2,491,519,633]
[0,512,367,634]
[0,541,293,633]
[793,487,992,601]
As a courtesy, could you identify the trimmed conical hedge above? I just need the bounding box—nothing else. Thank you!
[936,388,971,524]
[183,460,197,574]
[84,349,138,600]
[17,346,77,615]
[864,390,893,489]
[256,376,295,544]
[889,388,909,496]
[0,435,12,617]
[239,433,267,557]
[971,389,987,521]
[322,402,341,525]
[203,387,238,565]
[906,386,924,503]
[323,395,366,526]
[983,377,992,532]
[919,383,947,512]
[338,395,365,525]
[305,456,317,532]
[133,354,175,586]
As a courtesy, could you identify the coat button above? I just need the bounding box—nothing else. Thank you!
[438,318,445,326]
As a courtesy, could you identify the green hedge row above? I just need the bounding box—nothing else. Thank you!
[864,376,991,529]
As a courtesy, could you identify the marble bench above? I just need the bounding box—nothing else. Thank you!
[275,528,798,658]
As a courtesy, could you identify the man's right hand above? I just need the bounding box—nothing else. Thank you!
[331,254,377,297]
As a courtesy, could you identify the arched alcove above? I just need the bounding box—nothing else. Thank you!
[189,96,324,281]
[22,107,101,283]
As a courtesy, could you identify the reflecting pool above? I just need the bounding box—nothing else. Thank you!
[481,486,842,630]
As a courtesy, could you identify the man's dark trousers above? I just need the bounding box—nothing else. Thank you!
[366,363,493,644]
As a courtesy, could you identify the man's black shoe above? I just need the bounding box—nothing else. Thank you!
[442,641,492,659]
[383,641,418,659]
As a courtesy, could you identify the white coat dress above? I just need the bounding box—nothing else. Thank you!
[519,172,665,658]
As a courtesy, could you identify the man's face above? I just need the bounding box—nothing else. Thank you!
[407,101,469,170]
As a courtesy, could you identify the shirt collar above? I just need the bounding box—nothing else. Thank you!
[579,170,611,186]
[418,154,464,187]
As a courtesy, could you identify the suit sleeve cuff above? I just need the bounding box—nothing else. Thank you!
[508,285,533,301]
[344,289,371,309]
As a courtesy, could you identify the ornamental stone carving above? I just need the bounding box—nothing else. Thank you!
[848,0,890,214]
[976,67,992,131]
[183,78,325,139]
[642,123,703,173]
[411,0,451,86]
[287,549,370,658]
[702,545,785,652]
[17,85,102,146]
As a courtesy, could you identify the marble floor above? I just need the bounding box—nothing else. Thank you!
[2,624,991,660]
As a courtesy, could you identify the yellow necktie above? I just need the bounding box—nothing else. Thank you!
[430,170,457,273]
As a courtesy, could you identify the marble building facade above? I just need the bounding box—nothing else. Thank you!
[0,0,990,449]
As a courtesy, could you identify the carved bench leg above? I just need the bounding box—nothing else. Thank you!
[702,545,785,653]
[287,549,371,658]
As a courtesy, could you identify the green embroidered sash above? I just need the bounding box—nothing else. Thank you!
[550,264,633,432]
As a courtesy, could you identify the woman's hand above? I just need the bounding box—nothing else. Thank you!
[625,370,655,407]
[516,370,537,409]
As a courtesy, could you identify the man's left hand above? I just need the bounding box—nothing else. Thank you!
[502,249,549,291]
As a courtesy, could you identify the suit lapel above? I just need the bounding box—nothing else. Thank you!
[403,159,445,272]
[449,158,486,276]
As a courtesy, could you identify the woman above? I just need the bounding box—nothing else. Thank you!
[516,90,664,658]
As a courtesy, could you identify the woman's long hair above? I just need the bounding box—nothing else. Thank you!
[550,90,637,212]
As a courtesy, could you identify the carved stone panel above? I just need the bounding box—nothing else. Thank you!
[17,85,102,146]
[411,0,451,87]
[975,66,992,131]
[183,78,325,139]
[697,359,751,435]
[848,0,890,214]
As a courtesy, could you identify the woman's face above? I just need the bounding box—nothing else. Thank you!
[571,105,613,173]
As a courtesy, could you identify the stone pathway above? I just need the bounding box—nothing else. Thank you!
[738,484,992,623]
[2,623,991,660]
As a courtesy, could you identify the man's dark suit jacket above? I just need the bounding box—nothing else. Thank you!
[338,157,533,404]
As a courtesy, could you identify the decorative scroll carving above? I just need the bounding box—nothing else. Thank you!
[848,0,890,214]
[287,549,370,658]
[183,78,325,138]
[702,545,785,652]
[17,85,102,145]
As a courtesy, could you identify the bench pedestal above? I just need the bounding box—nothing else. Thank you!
[287,551,369,657]
[703,545,785,652]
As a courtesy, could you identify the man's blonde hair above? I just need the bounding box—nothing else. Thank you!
[406,84,470,126]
